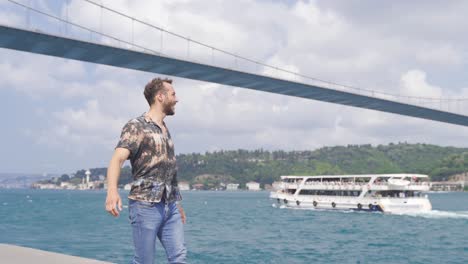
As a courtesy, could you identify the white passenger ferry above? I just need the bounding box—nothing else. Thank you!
[270,174,432,213]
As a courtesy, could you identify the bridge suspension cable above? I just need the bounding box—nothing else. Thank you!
[3,0,468,115]
[81,0,468,103]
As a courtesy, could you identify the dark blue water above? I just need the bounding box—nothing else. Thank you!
[0,189,467,264]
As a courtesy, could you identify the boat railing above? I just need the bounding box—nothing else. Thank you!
[283,183,299,188]
[299,181,430,191]
[303,181,370,186]
[302,182,430,186]
[369,194,429,199]
[371,181,430,186]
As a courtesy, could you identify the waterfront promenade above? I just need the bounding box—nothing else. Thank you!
[0,244,112,264]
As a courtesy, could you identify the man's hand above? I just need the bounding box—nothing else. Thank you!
[177,204,186,224]
[105,189,122,217]
[105,148,129,217]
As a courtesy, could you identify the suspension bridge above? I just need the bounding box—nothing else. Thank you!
[1,0,468,126]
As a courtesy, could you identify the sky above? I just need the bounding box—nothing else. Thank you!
[1,0,468,174]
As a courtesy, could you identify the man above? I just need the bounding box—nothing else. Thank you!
[105,77,187,264]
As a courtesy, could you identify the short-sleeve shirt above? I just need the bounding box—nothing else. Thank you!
[116,113,182,203]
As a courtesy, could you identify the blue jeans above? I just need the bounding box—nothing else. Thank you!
[128,199,187,264]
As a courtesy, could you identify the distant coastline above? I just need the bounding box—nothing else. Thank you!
[3,143,468,191]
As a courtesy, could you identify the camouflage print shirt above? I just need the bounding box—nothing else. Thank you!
[116,114,182,203]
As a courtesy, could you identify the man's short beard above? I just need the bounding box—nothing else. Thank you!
[163,103,175,116]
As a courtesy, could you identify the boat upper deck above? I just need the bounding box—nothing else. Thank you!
[280,174,429,180]
[278,174,430,192]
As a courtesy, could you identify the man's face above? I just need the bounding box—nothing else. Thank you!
[161,82,178,116]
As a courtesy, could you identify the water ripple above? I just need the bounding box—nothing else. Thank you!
[1,189,467,263]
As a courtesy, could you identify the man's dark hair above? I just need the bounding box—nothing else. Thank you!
[144,77,173,106]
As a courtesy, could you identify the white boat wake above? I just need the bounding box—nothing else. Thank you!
[272,204,468,219]
[393,210,468,220]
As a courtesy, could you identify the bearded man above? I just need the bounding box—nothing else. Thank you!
[105,77,187,264]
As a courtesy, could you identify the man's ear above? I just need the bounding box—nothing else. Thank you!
[155,92,164,103]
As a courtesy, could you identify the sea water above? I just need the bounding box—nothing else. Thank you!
[0,189,467,264]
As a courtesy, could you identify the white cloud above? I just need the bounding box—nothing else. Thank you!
[0,51,88,98]
[0,8,24,27]
[35,99,128,154]
[3,0,468,173]
[400,69,442,98]
[416,44,463,66]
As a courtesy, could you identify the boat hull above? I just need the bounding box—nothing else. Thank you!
[271,192,432,214]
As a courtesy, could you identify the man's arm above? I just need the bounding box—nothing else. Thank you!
[177,204,186,224]
[171,173,186,224]
[105,148,130,217]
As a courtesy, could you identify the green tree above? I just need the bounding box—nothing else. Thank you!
[59,174,70,182]
[43,143,468,187]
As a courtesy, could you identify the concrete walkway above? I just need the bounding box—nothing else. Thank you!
[0,244,113,264]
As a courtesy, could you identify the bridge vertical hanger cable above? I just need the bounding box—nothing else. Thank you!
[65,0,68,36]
[187,37,190,59]
[99,0,103,34]
[211,48,214,65]
[57,2,61,34]
[160,28,163,54]
[26,0,30,29]
[4,0,468,117]
[76,0,468,110]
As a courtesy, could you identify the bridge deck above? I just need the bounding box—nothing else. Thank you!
[1,24,468,126]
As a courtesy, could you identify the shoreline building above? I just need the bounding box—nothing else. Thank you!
[430,181,464,191]
[31,183,58,189]
[449,173,468,188]
[192,183,204,190]
[60,182,76,190]
[78,170,92,190]
[226,183,239,191]
[246,181,261,191]
[178,181,190,191]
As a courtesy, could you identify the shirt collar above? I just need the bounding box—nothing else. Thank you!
[142,112,167,129]
[142,112,152,123]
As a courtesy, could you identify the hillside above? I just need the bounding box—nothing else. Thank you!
[176,143,468,185]
[34,143,468,188]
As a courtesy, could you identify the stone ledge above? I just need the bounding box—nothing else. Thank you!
[0,244,113,264]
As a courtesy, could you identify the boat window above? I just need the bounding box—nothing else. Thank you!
[306,178,321,183]
[286,178,301,183]
[322,178,340,183]
[299,190,361,196]
[341,178,354,183]
[410,176,429,184]
[374,177,389,184]
[284,178,300,183]
[355,177,371,183]
[374,190,416,197]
